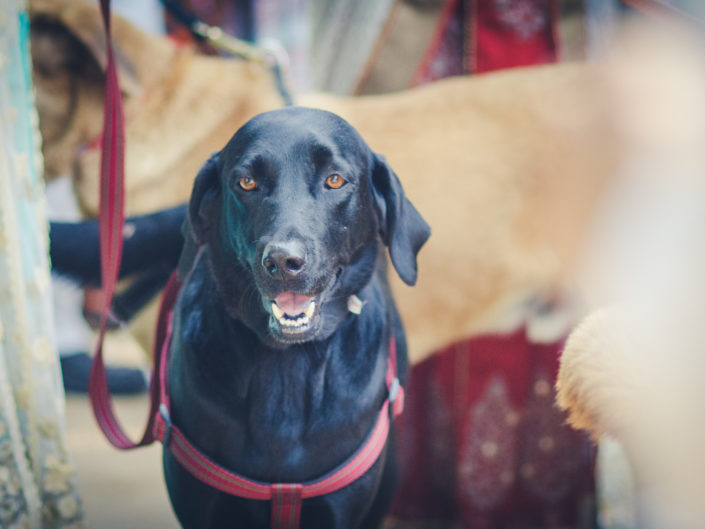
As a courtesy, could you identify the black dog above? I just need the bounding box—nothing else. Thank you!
[164,107,430,528]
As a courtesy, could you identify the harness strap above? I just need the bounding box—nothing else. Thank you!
[271,484,303,529]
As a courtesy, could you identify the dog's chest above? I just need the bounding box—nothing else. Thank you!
[170,306,387,484]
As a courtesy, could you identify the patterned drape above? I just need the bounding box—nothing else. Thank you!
[0,2,84,527]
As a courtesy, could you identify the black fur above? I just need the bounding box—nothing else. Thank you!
[165,107,430,529]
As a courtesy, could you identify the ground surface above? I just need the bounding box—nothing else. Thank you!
[64,332,178,528]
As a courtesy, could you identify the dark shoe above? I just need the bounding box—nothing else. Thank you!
[60,352,148,395]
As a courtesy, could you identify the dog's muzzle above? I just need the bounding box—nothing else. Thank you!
[261,240,306,280]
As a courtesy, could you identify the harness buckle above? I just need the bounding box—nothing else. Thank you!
[388,378,400,403]
[159,404,173,446]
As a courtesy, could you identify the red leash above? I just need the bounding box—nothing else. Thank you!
[88,0,159,449]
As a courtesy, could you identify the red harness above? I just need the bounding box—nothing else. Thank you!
[156,277,404,528]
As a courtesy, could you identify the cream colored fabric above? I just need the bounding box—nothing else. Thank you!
[0,2,83,527]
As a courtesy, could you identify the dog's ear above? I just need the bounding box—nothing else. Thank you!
[178,153,220,278]
[188,153,222,246]
[29,2,174,97]
[371,154,430,286]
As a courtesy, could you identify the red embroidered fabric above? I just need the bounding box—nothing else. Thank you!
[471,0,560,73]
[412,0,559,85]
[389,329,595,528]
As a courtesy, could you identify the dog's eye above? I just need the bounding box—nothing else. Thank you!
[325,174,346,189]
[239,177,257,191]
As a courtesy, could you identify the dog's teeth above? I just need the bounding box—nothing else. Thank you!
[293,315,310,327]
[273,301,314,330]
[272,303,284,320]
[303,302,315,319]
[276,312,311,328]
[283,318,304,328]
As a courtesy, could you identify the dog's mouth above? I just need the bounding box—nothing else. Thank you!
[268,291,320,340]
[271,292,317,329]
[264,267,345,343]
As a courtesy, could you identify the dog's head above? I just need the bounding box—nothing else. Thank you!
[187,107,430,346]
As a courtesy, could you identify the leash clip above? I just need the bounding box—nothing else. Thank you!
[159,403,173,446]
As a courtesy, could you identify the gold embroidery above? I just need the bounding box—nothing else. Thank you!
[14,388,29,411]
[44,455,75,494]
[0,466,20,495]
[0,440,12,463]
[37,419,58,440]
[32,337,53,366]
[56,496,78,519]
[27,267,50,300]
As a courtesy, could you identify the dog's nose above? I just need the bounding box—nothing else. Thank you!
[262,241,306,278]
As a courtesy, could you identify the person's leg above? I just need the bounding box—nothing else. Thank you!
[46,177,147,395]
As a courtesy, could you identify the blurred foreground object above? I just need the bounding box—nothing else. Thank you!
[558,16,705,529]
[0,1,84,527]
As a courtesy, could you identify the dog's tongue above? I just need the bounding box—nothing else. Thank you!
[275,292,313,316]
